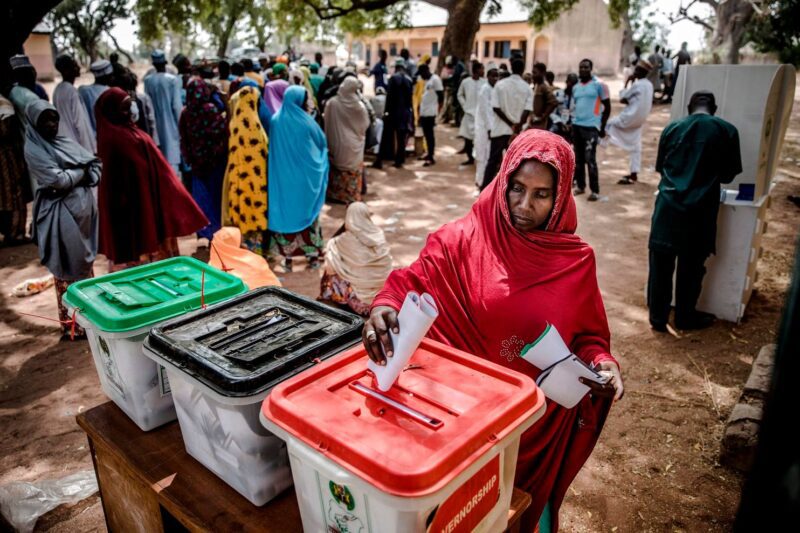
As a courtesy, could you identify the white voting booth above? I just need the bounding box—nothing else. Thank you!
[669,65,796,322]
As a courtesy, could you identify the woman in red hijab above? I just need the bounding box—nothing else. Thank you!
[95,88,207,270]
[363,129,623,532]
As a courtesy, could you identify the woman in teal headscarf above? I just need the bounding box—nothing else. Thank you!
[268,85,328,272]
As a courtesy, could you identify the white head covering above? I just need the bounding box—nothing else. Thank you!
[324,77,370,171]
[90,59,112,77]
[324,202,393,303]
[289,69,305,85]
[0,95,15,120]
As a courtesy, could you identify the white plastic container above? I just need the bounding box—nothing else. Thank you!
[142,286,363,506]
[261,339,547,532]
[80,322,176,431]
[62,257,247,431]
[158,365,293,506]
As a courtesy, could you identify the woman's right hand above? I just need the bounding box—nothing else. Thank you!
[362,306,399,366]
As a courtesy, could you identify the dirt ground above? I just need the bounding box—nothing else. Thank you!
[1,74,799,533]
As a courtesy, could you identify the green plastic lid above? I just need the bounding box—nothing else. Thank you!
[63,257,248,333]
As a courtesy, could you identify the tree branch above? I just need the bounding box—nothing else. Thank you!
[103,29,133,62]
[668,0,715,32]
[302,0,402,20]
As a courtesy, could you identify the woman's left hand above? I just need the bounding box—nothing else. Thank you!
[580,361,624,402]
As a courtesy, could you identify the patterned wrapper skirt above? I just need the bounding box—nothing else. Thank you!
[319,271,370,316]
[268,218,324,264]
[326,164,364,204]
[55,269,94,338]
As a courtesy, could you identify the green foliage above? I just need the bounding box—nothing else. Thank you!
[135,0,199,43]
[747,0,800,65]
[609,0,669,50]
[49,0,129,61]
[336,2,410,38]
[517,0,581,30]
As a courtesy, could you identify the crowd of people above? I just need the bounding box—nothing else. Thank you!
[0,36,745,532]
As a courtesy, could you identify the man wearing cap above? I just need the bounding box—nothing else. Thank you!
[648,90,741,332]
[53,54,96,153]
[377,58,413,169]
[144,50,183,174]
[603,60,654,185]
[8,54,48,128]
[78,59,113,134]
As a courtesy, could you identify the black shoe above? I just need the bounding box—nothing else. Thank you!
[371,161,383,169]
[423,160,435,167]
[393,162,404,169]
[650,321,668,333]
[460,159,475,166]
[675,311,715,330]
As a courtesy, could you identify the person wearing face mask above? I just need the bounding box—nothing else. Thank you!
[362,129,623,533]
[23,100,101,339]
[94,88,207,271]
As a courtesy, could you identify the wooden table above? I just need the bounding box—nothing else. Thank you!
[77,402,531,532]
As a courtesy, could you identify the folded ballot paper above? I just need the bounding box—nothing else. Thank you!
[368,292,439,391]
[520,324,609,409]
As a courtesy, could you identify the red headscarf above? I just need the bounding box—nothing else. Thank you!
[372,129,617,527]
[96,88,208,263]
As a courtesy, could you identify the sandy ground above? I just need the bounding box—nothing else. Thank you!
[1,74,799,532]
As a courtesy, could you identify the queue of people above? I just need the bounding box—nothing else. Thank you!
[1,43,741,532]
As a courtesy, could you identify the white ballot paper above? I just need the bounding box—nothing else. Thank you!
[520,323,608,409]
[368,292,439,391]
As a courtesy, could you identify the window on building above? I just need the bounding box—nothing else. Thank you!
[519,40,527,61]
[389,42,398,56]
[484,41,490,58]
[431,41,439,57]
[494,40,511,58]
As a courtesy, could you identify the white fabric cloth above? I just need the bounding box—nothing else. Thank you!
[324,202,393,304]
[457,77,485,140]
[549,88,574,125]
[77,83,109,134]
[420,74,444,117]
[53,82,96,153]
[474,82,494,187]
[144,72,183,173]
[604,78,653,173]
[325,77,370,171]
[490,74,533,138]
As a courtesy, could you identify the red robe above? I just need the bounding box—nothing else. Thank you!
[95,87,207,263]
[372,129,617,530]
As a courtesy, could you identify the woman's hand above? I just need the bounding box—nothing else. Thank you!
[362,306,399,366]
[580,361,624,402]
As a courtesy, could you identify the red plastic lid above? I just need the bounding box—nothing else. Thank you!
[262,338,545,497]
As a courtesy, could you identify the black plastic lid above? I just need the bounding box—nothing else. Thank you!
[144,286,363,398]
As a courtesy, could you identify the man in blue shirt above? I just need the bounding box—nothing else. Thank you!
[572,59,611,201]
[370,49,388,92]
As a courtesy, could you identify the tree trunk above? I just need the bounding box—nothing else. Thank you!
[437,0,487,73]
[712,0,755,64]
[618,8,634,71]
[0,0,64,94]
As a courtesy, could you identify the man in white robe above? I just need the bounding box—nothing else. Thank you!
[78,60,113,134]
[53,55,96,153]
[144,49,183,175]
[473,64,499,187]
[456,62,485,166]
[604,60,654,184]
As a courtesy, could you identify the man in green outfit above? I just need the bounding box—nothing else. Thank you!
[648,90,742,332]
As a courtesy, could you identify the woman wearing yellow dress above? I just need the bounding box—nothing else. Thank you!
[222,85,269,255]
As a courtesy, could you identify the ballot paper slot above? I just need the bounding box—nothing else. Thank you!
[349,381,444,430]
[195,307,329,363]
